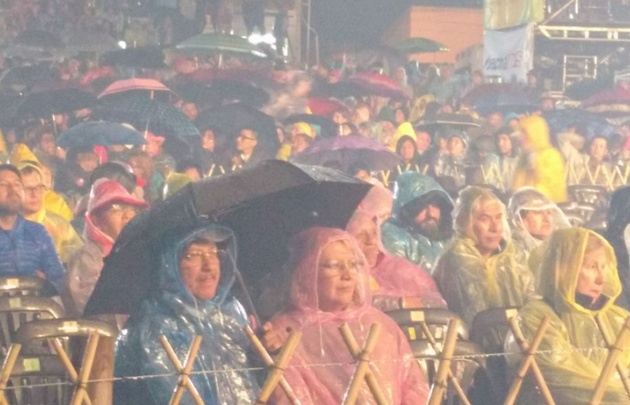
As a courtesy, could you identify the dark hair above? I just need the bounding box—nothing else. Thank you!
[176,159,203,177]
[0,164,21,179]
[89,162,137,193]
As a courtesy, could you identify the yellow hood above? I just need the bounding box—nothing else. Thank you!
[538,227,620,315]
[520,115,552,152]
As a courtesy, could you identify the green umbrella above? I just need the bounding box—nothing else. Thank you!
[393,37,449,54]
[176,33,267,67]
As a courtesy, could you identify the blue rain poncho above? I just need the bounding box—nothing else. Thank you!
[114,224,259,405]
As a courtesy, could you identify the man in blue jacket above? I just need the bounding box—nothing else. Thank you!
[0,164,65,289]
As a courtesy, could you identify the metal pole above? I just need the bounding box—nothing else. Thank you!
[305,0,312,67]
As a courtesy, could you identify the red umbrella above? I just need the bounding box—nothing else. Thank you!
[581,86,630,125]
[307,97,349,117]
[97,78,175,100]
[347,72,408,99]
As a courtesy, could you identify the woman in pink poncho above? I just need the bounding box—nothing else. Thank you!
[346,210,446,309]
[270,227,429,405]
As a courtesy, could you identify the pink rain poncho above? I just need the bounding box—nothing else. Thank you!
[271,227,428,405]
[346,210,446,308]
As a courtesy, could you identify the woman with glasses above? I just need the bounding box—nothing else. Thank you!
[268,227,428,404]
[114,221,259,405]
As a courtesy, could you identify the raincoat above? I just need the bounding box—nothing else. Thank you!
[381,172,454,272]
[25,208,83,264]
[433,187,534,328]
[606,186,630,307]
[505,228,630,405]
[270,227,429,405]
[114,224,259,405]
[507,187,570,257]
[512,115,567,202]
[346,211,446,309]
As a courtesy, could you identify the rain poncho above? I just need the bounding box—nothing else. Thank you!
[433,187,534,328]
[114,224,259,405]
[381,172,454,272]
[25,208,83,264]
[270,227,429,405]
[346,211,446,309]
[507,187,570,257]
[512,115,567,203]
[505,228,630,405]
[606,186,630,307]
[358,185,394,225]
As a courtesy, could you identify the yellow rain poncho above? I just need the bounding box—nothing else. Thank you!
[505,228,630,405]
[26,208,83,264]
[43,190,73,221]
[512,115,567,202]
[433,187,534,329]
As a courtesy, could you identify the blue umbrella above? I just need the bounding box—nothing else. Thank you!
[57,121,146,149]
[543,109,617,141]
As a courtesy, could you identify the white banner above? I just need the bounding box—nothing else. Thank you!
[483,24,533,83]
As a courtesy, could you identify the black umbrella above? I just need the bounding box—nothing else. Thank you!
[97,98,200,138]
[413,113,481,129]
[56,121,147,149]
[100,46,165,69]
[172,79,270,109]
[195,103,278,153]
[0,30,64,60]
[84,160,372,316]
[311,81,368,99]
[0,65,58,89]
[15,85,98,119]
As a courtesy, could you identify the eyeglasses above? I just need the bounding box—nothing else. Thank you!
[319,260,359,277]
[238,134,257,141]
[107,204,142,215]
[183,248,224,266]
[24,184,46,195]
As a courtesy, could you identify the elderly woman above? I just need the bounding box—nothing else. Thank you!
[346,210,446,310]
[114,223,259,405]
[433,186,534,328]
[505,228,630,404]
[270,227,429,404]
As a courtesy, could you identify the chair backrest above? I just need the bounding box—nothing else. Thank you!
[558,201,596,227]
[568,185,609,208]
[386,308,469,341]
[0,277,55,298]
[6,354,69,405]
[470,307,520,353]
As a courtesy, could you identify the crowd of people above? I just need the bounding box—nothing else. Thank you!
[0,2,629,403]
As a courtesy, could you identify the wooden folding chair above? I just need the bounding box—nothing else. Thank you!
[590,316,630,405]
[11,319,118,405]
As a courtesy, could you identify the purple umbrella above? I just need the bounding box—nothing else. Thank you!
[291,134,402,172]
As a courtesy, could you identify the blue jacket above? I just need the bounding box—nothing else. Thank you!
[0,215,65,289]
[114,224,259,405]
[381,172,454,272]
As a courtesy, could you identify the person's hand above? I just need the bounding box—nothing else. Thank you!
[260,322,289,353]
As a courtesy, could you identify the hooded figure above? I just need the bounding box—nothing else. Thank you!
[508,187,571,258]
[512,115,567,202]
[346,210,446,310]
[381,172,454,272]
[114,223,259,405]
[505,228,630,405]
[433,186,534,329]
[606,185,630,308]
[270,227,428,405]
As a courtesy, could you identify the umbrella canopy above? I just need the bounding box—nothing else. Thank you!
[354,45,407,76]
[291,134,402,172]
[347,72,408,99]
[97,98,200,138]
[310,81,368,99]
[97,78,175,100]
[0,30,64,61]
[581,87,630,125]
[414,112,480,129]
[100,46,165,69]
[84,160,372,315]
[393,37,449,54]
[173,79,269,108]
[0,65,58,89]
[460,83,538,115]
[15,84,98,119]
[564,78,609,101]
[195,103,278,153]
[543,109,617,140]
[307,97,349,117]
[64,30,118,55]
[175,33,267,59]
[56,121,147,149]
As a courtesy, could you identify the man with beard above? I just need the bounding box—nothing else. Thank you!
[381,172,454,272]
[0,165,65,290]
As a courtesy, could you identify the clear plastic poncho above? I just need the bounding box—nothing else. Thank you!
[114,223,259,405]
[433,186,534,328]
[507,187,571,256]
[270,227,429,405]
[505,228,630,405]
